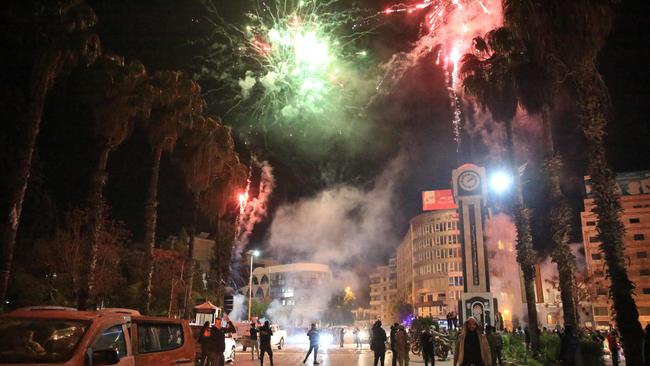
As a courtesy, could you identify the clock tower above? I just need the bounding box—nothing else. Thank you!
[452,163,497,326]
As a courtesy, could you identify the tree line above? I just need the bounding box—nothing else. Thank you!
[459,0,644,364]
[0,0,247,317]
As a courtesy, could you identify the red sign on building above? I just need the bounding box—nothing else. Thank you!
[422,189,458,211]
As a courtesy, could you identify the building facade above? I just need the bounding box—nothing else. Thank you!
[581,171,650,328]
[369,258,398,322]
[250,263,333,305]
[395,209,464,318]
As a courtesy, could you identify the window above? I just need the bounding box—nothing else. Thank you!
[589,236,599,243]
[586,221,596,226]
[94,325,127,358]
[630,218,640,224]
[639,307,650,316]
[634,234,646,241]
[640,269,650,276]
[638,252,648,259]
[591,253,602,260]
[643,288,650,295]
[138,323,184,353]
[594,270,604,277]
[593,307,608,316]
[596,288,607,296]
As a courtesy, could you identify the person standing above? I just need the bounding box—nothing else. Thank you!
[198,321,211,366]
[558,325,578,366]
[453,317,491,366]
[395,325,410,366]
[340,328,346,348]
[354,327,362,349]
[524,327,531,352]
[249,322,259,360]
[486,325,503,366]
[303,323,320,365]
[419,327,435,366]
[371,320,388,366]
[390,323,399,366]
[205,316,236,366]
[644,323,650,366]
[607,330,620,366]
[259,321,274,366]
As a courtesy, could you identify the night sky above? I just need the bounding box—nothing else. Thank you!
[33,0,650,264]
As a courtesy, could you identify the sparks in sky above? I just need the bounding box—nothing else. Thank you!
[380,0,502,149]
[196,0,375,141]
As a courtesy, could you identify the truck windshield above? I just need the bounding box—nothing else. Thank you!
[0,318,90,363]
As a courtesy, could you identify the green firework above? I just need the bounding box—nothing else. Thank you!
[195,0,376,142]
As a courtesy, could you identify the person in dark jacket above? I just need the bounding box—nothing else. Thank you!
[607,330,620,366]
[249,322,259,360]
[371,320,388,366]
[198,321,211,365]
[303,323,320,364]
[205,316,236,366]
[559,325,578,366]
[259,321,274,366]
[390,323,399,366]
[340,328,346,348]
[643,323,650,366]
[420,328,435,366]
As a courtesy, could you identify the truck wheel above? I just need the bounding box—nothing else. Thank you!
[230,346,236,362]
[278,338,284,350]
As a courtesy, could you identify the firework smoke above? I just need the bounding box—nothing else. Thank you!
[235,159,275,257]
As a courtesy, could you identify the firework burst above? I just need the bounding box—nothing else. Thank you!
[195,0,375,141]
[380,0,502,149]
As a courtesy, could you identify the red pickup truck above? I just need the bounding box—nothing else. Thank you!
[0,307,196,366]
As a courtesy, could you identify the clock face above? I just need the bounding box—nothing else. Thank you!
[458,171,481,192]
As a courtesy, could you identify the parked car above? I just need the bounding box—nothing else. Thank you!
[189,324,236,364]
[0,306,196,366]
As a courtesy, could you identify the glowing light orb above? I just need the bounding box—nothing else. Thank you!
[489,171,513,194]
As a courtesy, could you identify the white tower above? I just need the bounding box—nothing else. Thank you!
[452,163,497,326]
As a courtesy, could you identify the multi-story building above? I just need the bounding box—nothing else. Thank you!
[396,208,464,319]
[369,258,398,322]
[581,171,650,328]
[250,263,332,305]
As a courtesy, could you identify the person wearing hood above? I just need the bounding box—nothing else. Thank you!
[259,321,274,366]
[454,317,491,366]
[371,320,387,366]
[395,325,410,366]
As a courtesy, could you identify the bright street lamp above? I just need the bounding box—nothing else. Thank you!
[489,170,513,194]
[248,250,260,321]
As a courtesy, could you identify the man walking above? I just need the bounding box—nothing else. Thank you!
[249,322,259,360]
[420,327,435,366]
[340,328,346,348]
[259,321,274,366]
[303,323,320,365]
[371,320,388,366]
[454,317,491,366]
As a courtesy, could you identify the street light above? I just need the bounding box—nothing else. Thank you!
[248,250,260,321]
[489,170,513,194]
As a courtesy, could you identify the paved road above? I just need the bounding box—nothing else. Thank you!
[233,344,454,366]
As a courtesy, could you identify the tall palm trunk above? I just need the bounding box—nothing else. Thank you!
[540,107,578,330]
[144,145,164,314]
[504,119,540,352]
[78,145,111,310]
[184,192,200,319]
[574,67,644,365]
[1,50,63,306]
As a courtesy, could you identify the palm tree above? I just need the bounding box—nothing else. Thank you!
[142,71,204,314]
[514,40,579,331]
[0,0,101,306]
[173,116,222,317]
[504,1,644,363]
[76,54,151,309]
[460,28,540,352]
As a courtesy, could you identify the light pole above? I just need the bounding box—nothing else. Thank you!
[248,250,260,321]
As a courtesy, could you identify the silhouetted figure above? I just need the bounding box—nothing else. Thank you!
[559,325,578,366]
[259,321,274,366]
[419,328,435,366]
[303,323,320,365]
[371,320,387,366]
